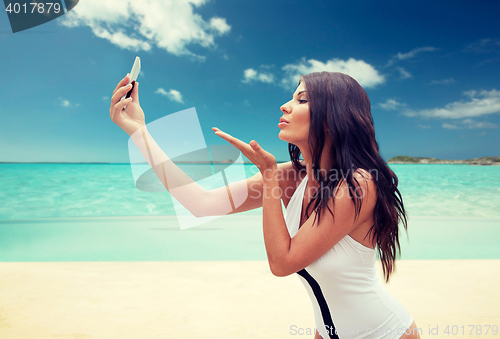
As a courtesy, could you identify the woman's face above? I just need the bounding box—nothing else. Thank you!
[278,80,310,147]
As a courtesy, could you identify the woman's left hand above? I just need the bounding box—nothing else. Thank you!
[212,127,277,173]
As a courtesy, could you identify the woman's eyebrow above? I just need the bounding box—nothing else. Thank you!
[293,90,307,98]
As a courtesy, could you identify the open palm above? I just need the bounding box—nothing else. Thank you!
[212,127,277,173]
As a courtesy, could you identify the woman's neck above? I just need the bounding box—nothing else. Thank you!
[299,144,335,188]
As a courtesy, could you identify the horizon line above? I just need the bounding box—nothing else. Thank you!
[0,156,498,165]
[0,161,288,164]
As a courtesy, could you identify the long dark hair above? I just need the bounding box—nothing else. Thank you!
[289,71,408,283]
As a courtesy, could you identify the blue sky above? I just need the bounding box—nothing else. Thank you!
[1,0,499,163]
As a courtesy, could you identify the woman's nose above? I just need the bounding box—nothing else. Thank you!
[280,103,291,114]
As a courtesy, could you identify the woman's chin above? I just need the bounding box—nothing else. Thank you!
[278,131,288,142]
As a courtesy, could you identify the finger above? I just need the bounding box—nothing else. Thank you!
[249,140,269,155]
[111,83,133,107]
[111,97,130,120]
[249,140,268,160]
[113,74,130,95]
[213,129,255,156]
[112,97,133,117]
[131,81,139,104]
[213,129,245,147]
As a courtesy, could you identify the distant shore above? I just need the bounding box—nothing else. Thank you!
[0,161,256,165]
[388,156,500,165]
[0,161,286,165]
[2,158,500,165]
[2,156,500,165]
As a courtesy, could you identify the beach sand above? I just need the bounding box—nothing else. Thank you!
[0,260,498,338]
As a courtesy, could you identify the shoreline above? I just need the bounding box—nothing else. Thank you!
[2,162,499,166]
[389,161,500,165]
[2,157,500,165]
[388,155,500,165]
[1,215,499,262]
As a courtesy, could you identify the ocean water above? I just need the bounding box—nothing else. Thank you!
[0,163,499,219]
[0,163,499,261]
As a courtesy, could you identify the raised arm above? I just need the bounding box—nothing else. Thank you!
[109,74,295,217]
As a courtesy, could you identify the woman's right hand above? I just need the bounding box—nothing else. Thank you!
[110,74,146,136]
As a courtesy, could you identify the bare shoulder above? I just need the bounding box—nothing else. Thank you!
[334,167,377,215]
[355,168,377,197]
[353,167,375,181]
[351,168,378,195]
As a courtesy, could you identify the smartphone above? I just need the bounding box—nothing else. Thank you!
[121,56,141,102]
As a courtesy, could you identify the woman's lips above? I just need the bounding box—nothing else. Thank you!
[279,117,289,128]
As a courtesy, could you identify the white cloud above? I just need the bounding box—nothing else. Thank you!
[155,88,184,103]
[59,98,79,107]
[242,68,274,84]
[465,38,500,53]
[281,57,385,90]
[404,89,500,119]
[59,0,231,60]
[209,17,231,34]
[379,99,407,110]
[380,91,500,130]
[90,26,151,51]
[396,66,412,79]
[387,46,438,66]
[395,46,438,60]
[442,119,498,130]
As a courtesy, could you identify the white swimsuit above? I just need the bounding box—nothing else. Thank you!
[284,174,414,339]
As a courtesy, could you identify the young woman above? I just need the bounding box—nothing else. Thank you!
[110,71,421,339]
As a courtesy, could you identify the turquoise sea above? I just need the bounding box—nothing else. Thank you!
[0,163,499,261]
